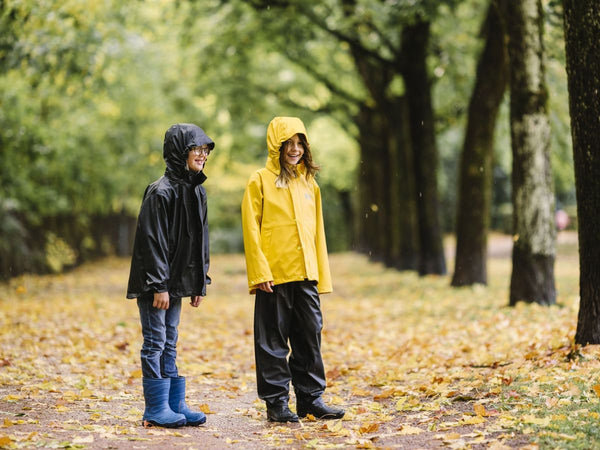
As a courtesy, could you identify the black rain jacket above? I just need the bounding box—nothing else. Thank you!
[126,123,214,299]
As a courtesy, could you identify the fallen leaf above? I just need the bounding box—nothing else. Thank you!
[359,422,379,434]
[398,425,424,435]
[474,403,488,417]
[522,414,551,426]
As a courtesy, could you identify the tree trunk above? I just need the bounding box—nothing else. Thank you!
[338,189,354,249]
[505,0,556,305]
[354,106,379,256]
[452,0,509,286]
[362,106,389,262]
[401,19,447,276]
[563,0,600,344]
[389,95,419,270]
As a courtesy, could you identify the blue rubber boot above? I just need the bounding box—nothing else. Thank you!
[142,378,187,428]
[169,377,206,426]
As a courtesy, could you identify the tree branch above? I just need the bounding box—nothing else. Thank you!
[241,0,397,69]
[283,49,364,107]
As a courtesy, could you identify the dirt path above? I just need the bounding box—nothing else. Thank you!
[1,235,574,449]
[1,383,527,449]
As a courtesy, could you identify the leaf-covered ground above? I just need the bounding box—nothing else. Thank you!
[1,232,599,449]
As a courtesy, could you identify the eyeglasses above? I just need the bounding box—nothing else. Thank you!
[190,146,211,156]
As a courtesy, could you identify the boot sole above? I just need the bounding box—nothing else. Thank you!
[297,412,345,420]
[267,415,299,423]
[186,417,207,426]
[143,419,187,428]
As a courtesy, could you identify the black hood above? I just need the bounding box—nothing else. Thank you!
[163,123,215,182]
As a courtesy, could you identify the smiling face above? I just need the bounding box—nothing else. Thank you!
[283,134,305,166]
[187,145,210,172]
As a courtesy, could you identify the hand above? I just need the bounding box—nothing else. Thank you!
[257,281,274,293]
[153,292,170,310]
[190,296,204,307]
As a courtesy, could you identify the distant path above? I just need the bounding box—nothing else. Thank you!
[446,230,578,260]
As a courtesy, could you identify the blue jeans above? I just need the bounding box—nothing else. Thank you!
[137,293,182,378]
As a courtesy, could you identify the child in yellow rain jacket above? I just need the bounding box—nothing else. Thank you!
[241,116,345,423]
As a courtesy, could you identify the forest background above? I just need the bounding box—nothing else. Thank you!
[4,0,600,448]
[0,0,573,278]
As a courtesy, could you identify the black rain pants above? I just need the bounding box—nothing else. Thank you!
[254,280,326,405]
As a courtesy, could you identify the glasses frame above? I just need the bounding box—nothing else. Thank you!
[190,146,211,156]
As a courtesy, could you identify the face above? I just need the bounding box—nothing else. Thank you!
[283,134,304,166]
[187,145,211,172]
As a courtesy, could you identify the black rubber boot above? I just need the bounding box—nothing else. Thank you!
[297,396,344,420]
[266,400,299,423]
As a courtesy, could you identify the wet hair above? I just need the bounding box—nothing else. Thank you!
[276,133,320,187]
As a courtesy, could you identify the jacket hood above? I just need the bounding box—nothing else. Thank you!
[163,123,214,182]
[266,116,308,174]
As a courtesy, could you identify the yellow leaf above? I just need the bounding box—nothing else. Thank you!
[2,419,13,427]
[522,414,551,426]
[487,441,513,450]
[443,432,461,440]
[324,420,344,433]
[25,431,38,441]
[294,432,307,441]
[130,369,143,378]
[199,404,214,414]
[461,415,486,425]
[558,398,572,407]
[592,384,600,397]
[63,391,79,400]
[373,389,396,400]
[359,422,379,434]
[0,435,13,446]
[398,425,424,435]
[473,403,487,417]
[80,388,94,398]
[351,388,372,397]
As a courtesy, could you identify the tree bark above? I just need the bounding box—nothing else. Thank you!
[452,0,509,286]
[401,19,447,276]
[355,105,389,261]
[563,0,600,344]
[389,96,420,270]
[354,106,378,255]
[505,0,556,305]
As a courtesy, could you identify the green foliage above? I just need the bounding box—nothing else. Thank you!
[500,373,600,448]
[0,0,578,276]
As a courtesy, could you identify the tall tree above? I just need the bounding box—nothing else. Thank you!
[563,0,600,344]
[452,0,509,286]
[505,0,556,305]
[401,19,447,275]
[237,0,447,273]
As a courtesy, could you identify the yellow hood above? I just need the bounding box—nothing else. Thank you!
[266,116,308,174]
[241,116,332,295]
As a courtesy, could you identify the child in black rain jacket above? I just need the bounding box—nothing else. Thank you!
[127,123,214,428]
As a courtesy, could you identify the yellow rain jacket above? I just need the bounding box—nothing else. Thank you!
[241,117,333,295]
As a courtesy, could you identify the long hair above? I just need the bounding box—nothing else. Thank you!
[276,133,320,187]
